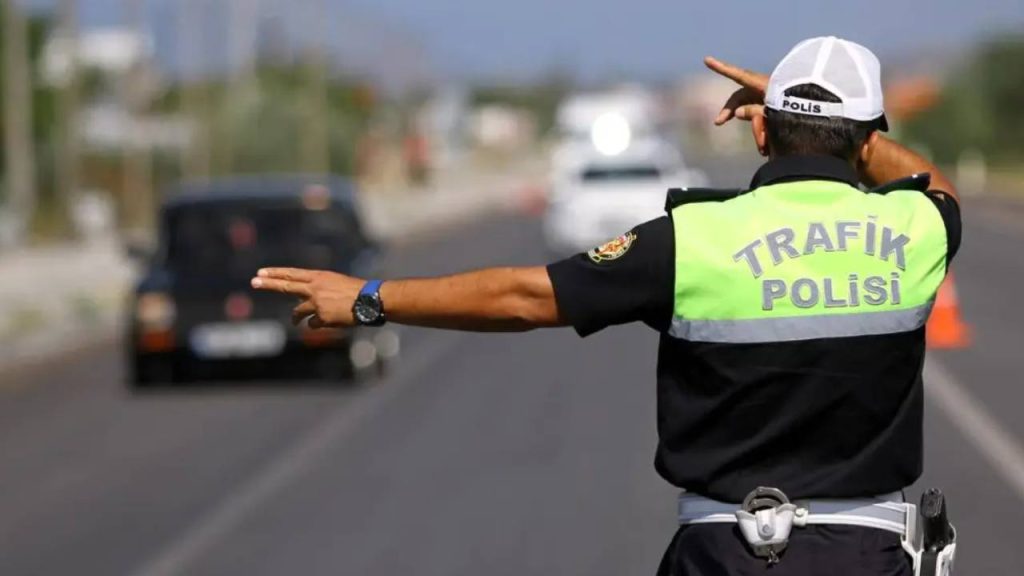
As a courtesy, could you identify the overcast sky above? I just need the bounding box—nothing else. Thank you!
[31,0,1024,82]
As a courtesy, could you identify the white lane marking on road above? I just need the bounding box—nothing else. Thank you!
[925,358,1024,503]
[126,331,465,576]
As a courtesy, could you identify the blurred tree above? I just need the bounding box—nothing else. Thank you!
[1,0,36,232]
[300,0,330,175]
[53,0,83,236]
[904,34,1024,165]
[177,0,210,180]
[1,6,59,240]
[159,64,372,177]
[120,0,154,233]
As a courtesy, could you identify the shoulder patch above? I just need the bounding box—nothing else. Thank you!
[588,231,636,263]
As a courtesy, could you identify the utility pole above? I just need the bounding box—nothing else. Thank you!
[302,0,329,174]
[56,0,81,235]
[178,0,209,180]
[121,0,153,232]
[2,0,38,243]
[222,0,259,174]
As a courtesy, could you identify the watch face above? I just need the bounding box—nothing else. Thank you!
[353,294,383,325]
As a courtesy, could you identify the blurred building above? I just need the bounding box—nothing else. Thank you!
[41,27,190,153]
[470,104,537,152]
[419,87,471,167]
[42,28,149,83]
[674,75,747,155]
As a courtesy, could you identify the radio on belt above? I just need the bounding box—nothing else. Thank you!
[902,488,958,576]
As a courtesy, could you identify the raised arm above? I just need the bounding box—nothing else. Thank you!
[704,55,960,202]
[251,266,565,332]
[858,135,959,201]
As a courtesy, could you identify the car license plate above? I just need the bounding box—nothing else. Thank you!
[189,321,286,359]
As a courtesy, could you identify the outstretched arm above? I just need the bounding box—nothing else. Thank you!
[251,266,565,332]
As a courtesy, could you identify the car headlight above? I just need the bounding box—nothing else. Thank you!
[591,113,631,156]
[136,292,176,330]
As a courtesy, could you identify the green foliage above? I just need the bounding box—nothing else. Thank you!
[904,34,1024,165]
[163,64,372,176]
[0,11,58,200]
[26,16,57,143]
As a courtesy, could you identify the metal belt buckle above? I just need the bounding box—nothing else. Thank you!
[735,487,798,565]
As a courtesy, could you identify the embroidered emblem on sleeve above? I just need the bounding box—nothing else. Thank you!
[587,231,637,263]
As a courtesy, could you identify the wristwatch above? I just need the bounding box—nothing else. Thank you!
[352,280,386,326]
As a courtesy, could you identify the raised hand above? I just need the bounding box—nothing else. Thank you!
[704,56,770,124]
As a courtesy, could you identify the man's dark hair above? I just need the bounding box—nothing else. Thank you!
[764,83,879,161]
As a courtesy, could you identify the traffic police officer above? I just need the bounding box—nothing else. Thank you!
[253,37,961,576]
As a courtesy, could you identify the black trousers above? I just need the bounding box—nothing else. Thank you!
[656,524,914,576]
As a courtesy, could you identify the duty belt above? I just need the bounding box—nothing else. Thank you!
[676,486,956,575]
[677,487,911,565]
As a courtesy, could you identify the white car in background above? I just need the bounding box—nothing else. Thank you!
[544,136,707,256]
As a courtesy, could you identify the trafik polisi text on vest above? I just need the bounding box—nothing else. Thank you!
[731,218,910,311]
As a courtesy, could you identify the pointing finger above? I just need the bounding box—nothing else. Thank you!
[257,268,315,282]
[704,56,769,91]
[251,277,312,297]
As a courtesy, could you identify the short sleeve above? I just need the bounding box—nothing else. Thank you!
[546,216,675,337]
[924,191,962,266]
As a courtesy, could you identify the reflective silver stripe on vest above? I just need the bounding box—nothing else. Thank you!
[669,301,934,343]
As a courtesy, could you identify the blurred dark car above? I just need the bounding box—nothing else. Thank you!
[126,176,397,388]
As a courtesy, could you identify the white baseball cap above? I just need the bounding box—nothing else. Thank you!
[764,36,888,131]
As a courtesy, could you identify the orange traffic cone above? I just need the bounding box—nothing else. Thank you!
[926,272,971,349]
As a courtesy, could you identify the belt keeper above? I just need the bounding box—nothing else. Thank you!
[793,503,809,527]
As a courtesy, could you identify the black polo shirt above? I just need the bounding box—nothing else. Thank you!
[547,155,961,502]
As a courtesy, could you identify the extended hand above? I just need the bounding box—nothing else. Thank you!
[251,268,363,328]
[704,56,770,123]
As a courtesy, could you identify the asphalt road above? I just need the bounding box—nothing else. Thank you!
[1,166,1023,575]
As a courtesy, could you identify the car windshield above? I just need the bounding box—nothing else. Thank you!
[580,165,661,182]
[164,202,363,277]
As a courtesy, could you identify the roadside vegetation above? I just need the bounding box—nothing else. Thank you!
[904,33,1024,173]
